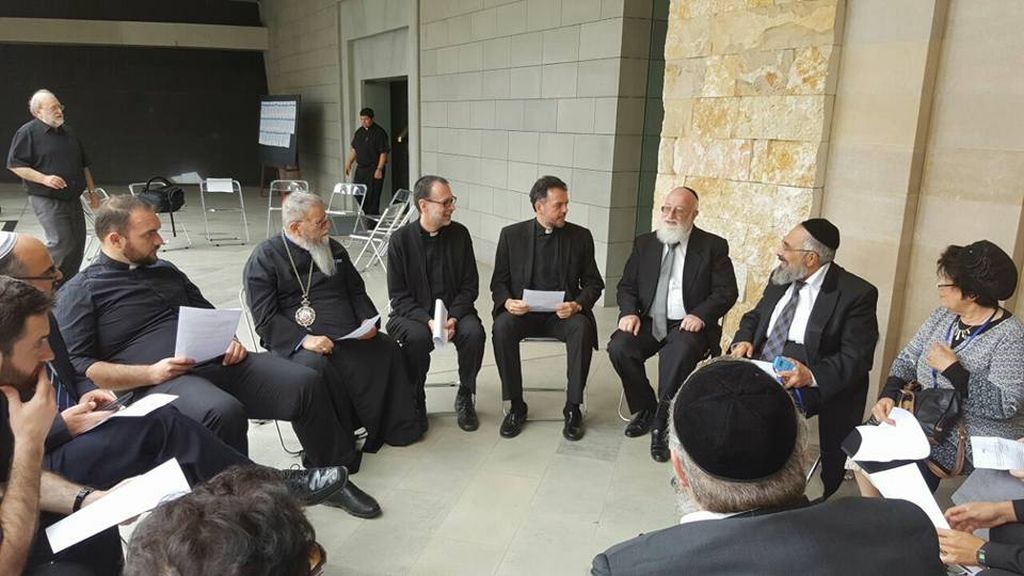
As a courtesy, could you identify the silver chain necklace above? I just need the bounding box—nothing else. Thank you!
[281,232,316,328]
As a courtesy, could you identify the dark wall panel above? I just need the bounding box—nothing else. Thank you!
[0,0,261,25]
[0,44,268,185]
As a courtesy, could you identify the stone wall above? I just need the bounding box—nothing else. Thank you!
[656,0,844,342]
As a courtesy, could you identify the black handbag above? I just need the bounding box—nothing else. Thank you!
[898,381,967,477]
[137,176,186,236]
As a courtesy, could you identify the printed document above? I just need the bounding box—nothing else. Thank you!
[971,436,1024,470]
[522,289,565,312]
[174,307,242,364]
[338,315,380,340]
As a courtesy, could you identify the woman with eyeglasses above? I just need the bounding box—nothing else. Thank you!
[859,240,1024,496]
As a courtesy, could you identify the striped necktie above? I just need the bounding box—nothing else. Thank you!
[48,363,74,412]
[760,281,806,361]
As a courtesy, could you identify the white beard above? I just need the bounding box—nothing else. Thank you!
[289,234,336,276]
[770,261,808,285]
[656,223,691,246]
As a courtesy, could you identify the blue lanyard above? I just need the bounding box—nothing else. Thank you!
[930,310,996,388]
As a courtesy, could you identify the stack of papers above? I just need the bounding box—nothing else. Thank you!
[337,315,380,340]
[522,289,565,312]
[174,307,242,363]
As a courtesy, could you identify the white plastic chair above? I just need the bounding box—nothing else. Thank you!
[199,178,250,245]
[79,188,109,267]
[128,182,192,250]
[350,200,410,272]
[266,179,309,238]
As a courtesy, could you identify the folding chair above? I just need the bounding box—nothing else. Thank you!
[499,337,589,422]
[325,182,369,239]
[350,200,410,272]
[199,178,250,245]
[237,287,302,456]
[128,182,192,250]
[266,179,309,238]
[79,188,109,268]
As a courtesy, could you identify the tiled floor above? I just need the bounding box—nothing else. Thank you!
[2,183,889,575]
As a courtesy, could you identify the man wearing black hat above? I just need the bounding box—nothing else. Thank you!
[591,359,944,576]
[729,218,879,500]
[343,107,389,216]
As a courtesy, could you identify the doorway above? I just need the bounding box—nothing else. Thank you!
[361,76,409,204]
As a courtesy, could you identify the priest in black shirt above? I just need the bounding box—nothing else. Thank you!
[54,195,380,518]
[490,175,604,441]
[343,107,389,216]
[386,175,485,432]
[244,192,423,455]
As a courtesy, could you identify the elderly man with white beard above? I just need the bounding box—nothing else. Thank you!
[243,192,424,487]
[608,186,738,462]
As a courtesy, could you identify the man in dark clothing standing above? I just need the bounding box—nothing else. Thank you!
[343,107,389,216]
[386,175,485,432]
[490,175,604,442]
[7,89,99,283]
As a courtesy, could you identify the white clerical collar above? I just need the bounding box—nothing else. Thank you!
[802,262,831,290]
[678,510,732,525]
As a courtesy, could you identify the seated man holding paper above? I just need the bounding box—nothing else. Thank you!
[386,175,485,432]
[591,359,945,576]
[244,191,422,452]
[490,175,604,441]
[53,196,379,517]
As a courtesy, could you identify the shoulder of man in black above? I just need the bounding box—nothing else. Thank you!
[562,221,595,243]
[825,262,878,297]
[690,225,729,251]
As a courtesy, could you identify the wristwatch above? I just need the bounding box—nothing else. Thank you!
[977,546,987,567]
[73,486,95,512]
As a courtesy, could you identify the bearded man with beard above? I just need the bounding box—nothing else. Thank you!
[54,195,381,518]
[729,218,879,500]
[243,192,422,466]
[608,186,737,462]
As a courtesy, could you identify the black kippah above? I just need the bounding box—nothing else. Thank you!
[800,218,840,251]
[674,361,797,482]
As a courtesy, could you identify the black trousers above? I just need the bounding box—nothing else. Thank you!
[135,352,356,469]
[28,518,122,576]
[44,405,251,489]
[387,313,486,395]
[289,333,423,456]
[607,318,709,415]
[492,311,596,405]
[353,164,385,216]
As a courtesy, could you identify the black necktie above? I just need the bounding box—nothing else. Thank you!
[49,363,74,412]
[761,281,805,361]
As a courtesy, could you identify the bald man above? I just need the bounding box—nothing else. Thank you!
[608,186,738,462]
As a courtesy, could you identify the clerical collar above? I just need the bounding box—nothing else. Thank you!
[419,224,441,238]
[98,251,143,270]
[533,220,555,236]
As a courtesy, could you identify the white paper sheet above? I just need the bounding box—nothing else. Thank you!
[337,315,380,340]
[432,299,448,348]
[46,458,191,553]
[850,408,931,462]
[174,307,242,364]
[971,436,1024,471]
[205,178,235,193]
[82,394,178,434]
[750,359,780,381]
[522,289,565,312]
[867,463,950,528]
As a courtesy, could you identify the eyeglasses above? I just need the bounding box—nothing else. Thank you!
[43,104,65,113]
[423,196,457,208]
[15,271,60,282]
[660,206,690,217]
[308,542,327,575]
[778,242,817,255]
[936,282,956,289]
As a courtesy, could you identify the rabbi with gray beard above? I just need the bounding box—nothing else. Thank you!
[608,186,737,463]
[729,217,879,500]
[244,192,424,466]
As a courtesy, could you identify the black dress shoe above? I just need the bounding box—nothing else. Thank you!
[562,408,584,441]
[455,393,479,432]
[323,480,382,518]
[499,404,528,438]
[624,408,655,438]
[650,428,670,462]
[281,466,348,506]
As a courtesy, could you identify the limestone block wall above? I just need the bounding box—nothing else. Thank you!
[656,0,844,342]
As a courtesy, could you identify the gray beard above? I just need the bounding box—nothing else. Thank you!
[289,234,336,276]
[656,224,690,246]
[770,261,809,285]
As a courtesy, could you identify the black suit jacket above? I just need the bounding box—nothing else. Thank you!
[46,314,100,452]
[386,220,479,323]
[592,497,945,576]
[733,263,879,406]
[616,227,737,355]
[489,220,605,344]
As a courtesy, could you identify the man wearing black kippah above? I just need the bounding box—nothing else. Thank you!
[591,359,944,576]
[729,218,879,500]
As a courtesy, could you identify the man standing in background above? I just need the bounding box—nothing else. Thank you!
[7,89,98,283]
[343,107,389,216]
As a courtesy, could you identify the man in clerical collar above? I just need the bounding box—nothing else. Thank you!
[54,195,378,518]
[243,192,424,475]
[490,175,605,441]
[386,175,485,432]
[591,360,945,576]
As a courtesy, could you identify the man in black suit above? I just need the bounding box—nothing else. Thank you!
[591,360,945,576]
[729,218,879,499]
[608,186,737,462]
[387,175,485,432]
[490,175,604,441]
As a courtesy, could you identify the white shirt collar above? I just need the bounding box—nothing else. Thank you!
[801,262,830,289]
[679,510,731,525]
